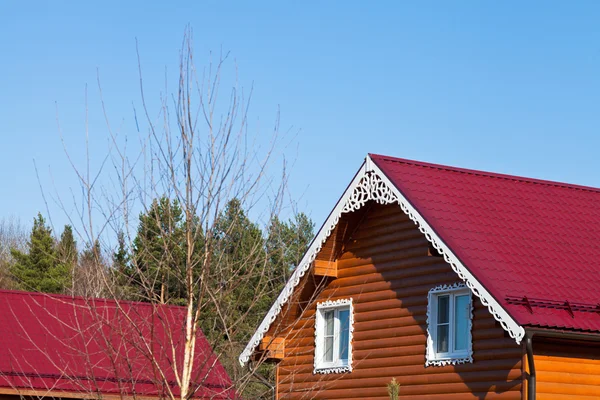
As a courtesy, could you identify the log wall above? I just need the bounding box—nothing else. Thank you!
[534,338,600,399]
[277,203,523,399]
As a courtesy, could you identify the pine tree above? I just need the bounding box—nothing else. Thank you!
[266,212,314,288]
[132,197,188,304]
[113,231,130,273]
[10,213,70,293]
[72,239,107,298]
[57,225,78,282]
[80,240,101,265]
[111,231,136,299]
[199,199,267,383]
[57,225,78,265]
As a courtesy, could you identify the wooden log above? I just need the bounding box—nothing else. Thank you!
[278,368,522,391]
[274,204,523,398]
[313,260,337,278]
[259,336,285,360]
[279,358,522,379]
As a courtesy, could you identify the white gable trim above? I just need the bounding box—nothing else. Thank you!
[239,156,524,366]
[369,159,525,345]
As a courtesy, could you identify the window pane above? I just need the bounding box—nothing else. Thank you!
[437,295,449,324]
[338,309,350,361]
[437,324,449,353]
[454,295,470,351]
[324,311,334,336]
[324,337,334,362]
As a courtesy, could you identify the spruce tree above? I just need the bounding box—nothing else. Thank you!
[57,225,77,271]
[132,197,188,304]
[72,239,106,297]
[266,212,314,288]
[80,239,101,265]
[10,213,70,293]
[111,231,135,299]
[113,231,130,273]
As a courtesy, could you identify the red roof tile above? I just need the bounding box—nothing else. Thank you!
[0,290,234,398]
[371,154,600,334]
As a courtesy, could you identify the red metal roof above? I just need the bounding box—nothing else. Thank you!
[371,154,600,334]
[0,290,234,399]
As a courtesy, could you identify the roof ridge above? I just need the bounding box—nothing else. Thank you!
[369,153,600,194]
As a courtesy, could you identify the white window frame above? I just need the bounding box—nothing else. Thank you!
[426,283,473,367]
[314,298,354,374]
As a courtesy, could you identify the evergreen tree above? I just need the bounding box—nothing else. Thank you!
[266,212,315,287]
[113,231,131,276]
[132,197,188,304]
[10,213,70,293]
[111,231,136,299]
[57,225,78,270]
[80,240,101,265]
[205,201,314,395]
[200,199,267,376]
[72,239,107,298]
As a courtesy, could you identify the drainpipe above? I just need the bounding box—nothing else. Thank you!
[525,333,536,400]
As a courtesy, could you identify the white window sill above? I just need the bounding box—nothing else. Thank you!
[314,363,352,374]
[425,353,473,367]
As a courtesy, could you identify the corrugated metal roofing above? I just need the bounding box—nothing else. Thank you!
[0,290,233,398]
[371,154,600,334]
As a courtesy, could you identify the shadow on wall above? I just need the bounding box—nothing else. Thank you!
[342,202,522,399]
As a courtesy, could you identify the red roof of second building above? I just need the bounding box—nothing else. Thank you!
[0,290,234,399]
[371,154,600,334]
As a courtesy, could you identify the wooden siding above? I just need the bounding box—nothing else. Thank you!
[534,338,600,399]
[277,203,523,399]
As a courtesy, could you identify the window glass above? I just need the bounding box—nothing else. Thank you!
[325,311,334,335]
[437,295,449,324]
[454,295,469,351]
[427,287,472,365]
[324,310,334,362]
[436,295,450,353]
[324,337,334,362]
[437,324,449,353]
[338,309,350,360]
[315,302,353,372]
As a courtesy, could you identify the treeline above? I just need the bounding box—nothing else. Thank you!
[1,198,313,299]
[0,197,314,394]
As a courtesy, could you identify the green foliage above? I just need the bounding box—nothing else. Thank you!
[113,231,130,273]
[387,378,401,400]
[57,225,78,268]
[266,212,315,287]
[200,200,314,397]
[131,197,195,304]
[3,202,314,396]
[10,213,71,293]
[202,199,266,341]
[81,239,101,264]
[112,231,136,298]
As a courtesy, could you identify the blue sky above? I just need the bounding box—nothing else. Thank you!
[1,1,600,237]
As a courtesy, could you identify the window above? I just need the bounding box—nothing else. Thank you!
[426,283,473,366]
[314,299,354,374]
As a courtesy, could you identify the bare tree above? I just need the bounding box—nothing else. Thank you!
[0,216,27,289]
[33,28,296,399]
[1,291,233,400]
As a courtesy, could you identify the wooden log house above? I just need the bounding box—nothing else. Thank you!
[240,154,600,399]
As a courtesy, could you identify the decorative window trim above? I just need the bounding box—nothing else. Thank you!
[426,283,473,367]
[239,156,525,366]
[313,298,354,374]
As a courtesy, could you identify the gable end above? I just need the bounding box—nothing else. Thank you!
[239,156,525,366]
